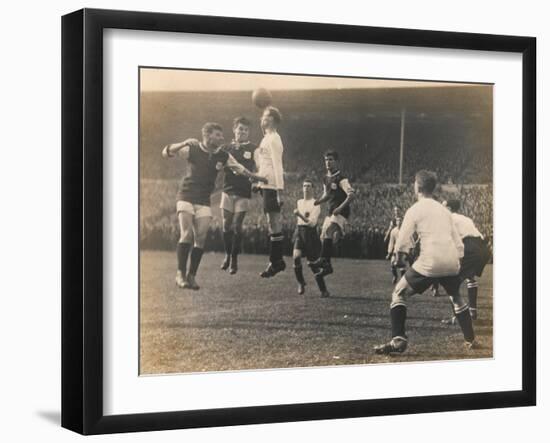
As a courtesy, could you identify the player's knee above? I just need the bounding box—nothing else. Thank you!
[293,256,302,268]
[292,249,302,260]
[179,230,193,243]
[391,278,412,308]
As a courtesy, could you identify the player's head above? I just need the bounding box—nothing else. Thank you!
[395,217,402,228]
[302,179,313,198]
[414,170,437,198]
[324,150,339,172]
[201,122,224,148]
[444,199,460,213]
[393,205,401,217]
[261,106,282,131]
[232,116,251,143]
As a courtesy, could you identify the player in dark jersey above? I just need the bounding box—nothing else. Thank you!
[219,117,258,275]
[162,122,266,290]
[311,150,355,281]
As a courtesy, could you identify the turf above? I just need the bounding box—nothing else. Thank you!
[140,251,493,374]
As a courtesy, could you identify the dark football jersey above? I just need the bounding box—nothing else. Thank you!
[222,141,257,198]
[177,144,229,206]
[323,170,352,219]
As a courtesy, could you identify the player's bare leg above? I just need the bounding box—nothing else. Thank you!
[260,211,286,278]
[221,209,234,271]
[230,211,246,275]
[293,249,306,294]
[186,215,212,290]
[374,277,416,354]
[176,211,194,289]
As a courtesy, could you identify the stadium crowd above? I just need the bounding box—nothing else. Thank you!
[140,178,493,260]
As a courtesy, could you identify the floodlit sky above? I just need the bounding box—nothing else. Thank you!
[140,67,476,92]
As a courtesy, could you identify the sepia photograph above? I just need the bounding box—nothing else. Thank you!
[139,67,493,375]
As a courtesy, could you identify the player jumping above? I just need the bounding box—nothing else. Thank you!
[311,150,355,280]
[292,179,329,297]
[162,122,266,290]
[254,106,287,278]
[374,170,477,355]
[220,117,258,275]
[441,199,491,324]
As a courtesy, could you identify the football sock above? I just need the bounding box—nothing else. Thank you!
[177,242,192,274]
[293,257,305,285]
[400,268,406,277]
[222,230,233,256]
[321,238,333,261]
[188,247,204,276]
[455,306,475,343]
[231,231,242,257]
[467,280,478,314]
[314,274,327,292]
[269,233,284,262]
[391,266,398,280]
[390,305,407,338]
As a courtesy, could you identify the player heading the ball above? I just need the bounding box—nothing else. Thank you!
[254,106,287,278]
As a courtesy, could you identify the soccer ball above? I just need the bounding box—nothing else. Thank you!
[252,88,272,109]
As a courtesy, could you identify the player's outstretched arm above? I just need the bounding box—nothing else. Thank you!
[161,138,199,159]
[226,154,268,183]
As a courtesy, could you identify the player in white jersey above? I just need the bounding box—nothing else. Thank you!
[374,170,477,355]
[292,180,329,297]
[386,217,406,284]
[254,106,287,278]
[441,199,491,324]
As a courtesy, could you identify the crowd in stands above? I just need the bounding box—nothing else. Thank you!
[140,178,493,261]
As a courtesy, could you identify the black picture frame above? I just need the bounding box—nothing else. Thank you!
[61,8,536,435]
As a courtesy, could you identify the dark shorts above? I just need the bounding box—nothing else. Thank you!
[460,236,490,280]
[262,189,281,213]
[293,226,321,261]
[405,267,461,295]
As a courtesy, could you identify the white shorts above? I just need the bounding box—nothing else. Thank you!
[219,192,250,213]
[321,214,347,238]
[176,200,212,218]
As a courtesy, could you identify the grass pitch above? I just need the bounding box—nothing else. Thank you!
[140,251,493,374]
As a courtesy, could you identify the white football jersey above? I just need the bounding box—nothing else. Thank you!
[255,131,284,190]
[396,198,464,277]
[296,198,320,227]
[451,213,483,239]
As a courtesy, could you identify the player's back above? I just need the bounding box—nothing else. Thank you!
[451,213,483,239]
[401,198,463,277]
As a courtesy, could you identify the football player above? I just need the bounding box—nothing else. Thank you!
[311,150,355,280]
[162,122,266,290]
[219,117,258,275]
[374,170,476,355]
[441,199,491,324]
[386,217,406,284]
[292,180,329,297]
[254,106,287,278]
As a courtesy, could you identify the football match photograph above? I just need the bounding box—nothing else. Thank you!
[139,67,493,375]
